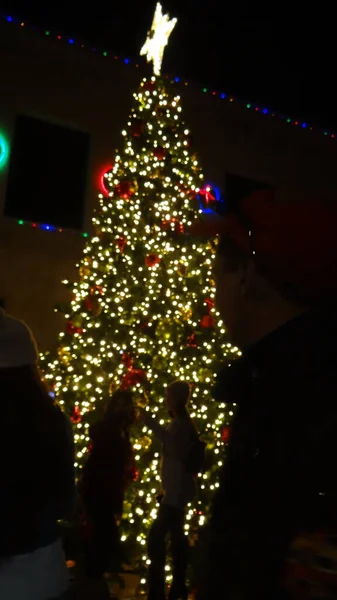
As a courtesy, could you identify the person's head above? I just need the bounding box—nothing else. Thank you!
[165,380,190,418]
[193,191,337,347]
[105,388,136,428]
[0,307,46,403]
[0,307,39,370]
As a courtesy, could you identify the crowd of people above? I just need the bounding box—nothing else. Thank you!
[2,190,337,600]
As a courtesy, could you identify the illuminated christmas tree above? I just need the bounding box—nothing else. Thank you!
[43,2,240,583]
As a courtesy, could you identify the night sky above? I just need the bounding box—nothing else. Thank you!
[0,0,336,130]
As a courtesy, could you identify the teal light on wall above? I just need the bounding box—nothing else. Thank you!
[0,133,9,170]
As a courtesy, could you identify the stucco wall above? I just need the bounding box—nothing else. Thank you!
[0,20,336,349]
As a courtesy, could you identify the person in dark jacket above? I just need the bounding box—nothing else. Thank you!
[191,191,337,599]
[0,308,75,600]
[80,389,136,583]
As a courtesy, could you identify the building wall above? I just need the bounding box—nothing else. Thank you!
[0,20,336,349]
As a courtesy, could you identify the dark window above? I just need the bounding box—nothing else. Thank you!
[225,173,273,215]
[4,116,90,230]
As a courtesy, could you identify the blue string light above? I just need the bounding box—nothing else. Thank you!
[14,217,89,237]
[2,13,336,142]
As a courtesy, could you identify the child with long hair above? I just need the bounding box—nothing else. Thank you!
[79,389,136,586]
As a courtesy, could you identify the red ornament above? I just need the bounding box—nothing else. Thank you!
[71,405,82,424]
[161,218,184,235]
[66,321,82,335]
[145,253,161,268]
[90,285,104,296]
[85,297,93,311]
[221,426,231,443]
[205,298,215,310]
[200,315,215,328]
[143,80,156,92]
[66,320,75,335]
[115,236,127,253]
[132,467,139,482]
[121,352,133,368]
[188,333,197,348]
[114,181,134,200]
[178,183,197,200]
[121,368,147,389]
[153,146,166,161]
[131,119,144,137]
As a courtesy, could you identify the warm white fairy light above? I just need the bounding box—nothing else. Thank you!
[140,3,177,76]
[41,69,242,589]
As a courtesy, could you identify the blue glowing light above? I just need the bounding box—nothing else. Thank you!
[6,16,12,22]
[201,207,217,214]
[68,38,74,44]
[124,58,130,64]
[174,77,180,83]
[197,183,223,215]
[41,224,56,231]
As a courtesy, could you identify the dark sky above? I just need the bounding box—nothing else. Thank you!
[1,0,336,130]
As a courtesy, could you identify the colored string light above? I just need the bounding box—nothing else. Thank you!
[14,217,88,237]
[2,13,336,141]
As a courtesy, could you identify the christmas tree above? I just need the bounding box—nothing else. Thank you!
[43,2,240,584]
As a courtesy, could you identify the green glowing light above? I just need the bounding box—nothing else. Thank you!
[0,133,9,170]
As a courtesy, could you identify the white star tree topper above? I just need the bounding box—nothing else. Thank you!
[140,3,177,76]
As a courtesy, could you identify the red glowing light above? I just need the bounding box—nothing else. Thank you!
[199,185,216,204]
[99,164,114,197]
[32,223,37,228]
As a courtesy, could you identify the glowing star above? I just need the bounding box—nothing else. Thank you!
[140,3,177,76]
